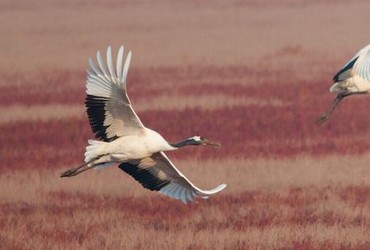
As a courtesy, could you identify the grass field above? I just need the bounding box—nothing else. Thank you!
[1,65,369,249]
[1,0,370,249]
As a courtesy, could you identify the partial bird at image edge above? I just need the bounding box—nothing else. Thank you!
[316,44,370,125]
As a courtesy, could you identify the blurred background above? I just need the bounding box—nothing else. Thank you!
[0,0,369,249]
[1,0,369,72]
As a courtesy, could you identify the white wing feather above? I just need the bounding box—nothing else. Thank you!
[96,50,111,83]
[85,45,145,141]
[158,152,227,198]
[106,46,118,83]
[116,46,124,81]
[355,46,370,82]
[122,51,132,84]
[119,152,227,204]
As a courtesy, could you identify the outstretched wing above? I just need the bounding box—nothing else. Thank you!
[118,152,227,204]
[333,44,370,83]
[353,44,370,83]
[85,46,145,142]
[332,56,359,82]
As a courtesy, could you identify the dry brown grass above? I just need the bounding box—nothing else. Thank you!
[1,155,370,203]
[0,96,286,124]
[0,156,369,249]
[0,104,84,124]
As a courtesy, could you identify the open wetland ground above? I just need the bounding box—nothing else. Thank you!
[1,0,369,249]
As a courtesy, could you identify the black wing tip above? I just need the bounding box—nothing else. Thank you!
[119,162,170,191]
[85,95,116,142]
[332,56,359,82]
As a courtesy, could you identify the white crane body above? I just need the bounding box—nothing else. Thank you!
[61,45,226,204]
[317,44,370,125]
[84,128,175,165]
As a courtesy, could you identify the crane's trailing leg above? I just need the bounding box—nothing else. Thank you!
[60,158,97,177]
[316,92,351,125]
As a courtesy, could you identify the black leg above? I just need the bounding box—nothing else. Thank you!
[316,92,348,126]
[60,158,97,177]
[62,164,97,177]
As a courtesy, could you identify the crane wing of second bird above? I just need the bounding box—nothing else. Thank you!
[354,47,370,82]
[85,46,145,142]
[333,45,370,83]
[119,152,227,204]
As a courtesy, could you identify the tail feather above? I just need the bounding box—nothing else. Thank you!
[84,139,106,163]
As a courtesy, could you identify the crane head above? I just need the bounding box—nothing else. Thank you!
[171,136,221,148]
[187,136,221,147]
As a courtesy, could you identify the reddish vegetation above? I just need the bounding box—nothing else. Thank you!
[2,0,370,248]
[2,67,370,171]
[0,71,85,106]
[0,186,369,249]
[1,66,369,248]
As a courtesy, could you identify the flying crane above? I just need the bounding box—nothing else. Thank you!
[317,44,370,125]
[60,45,227,204]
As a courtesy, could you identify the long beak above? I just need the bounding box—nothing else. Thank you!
[203,139,221,147]
[316,92,346,126]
